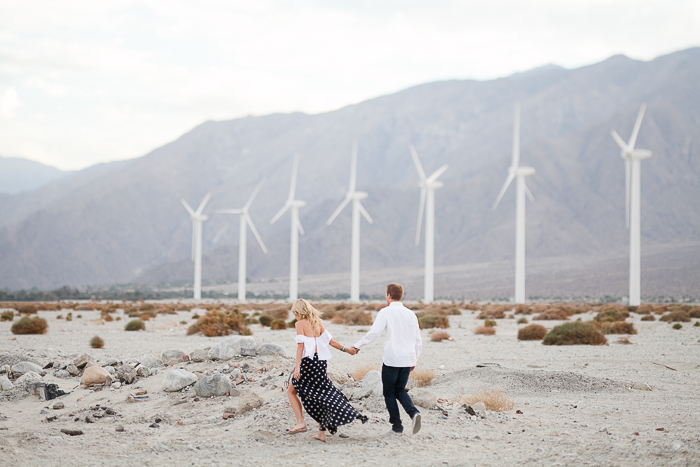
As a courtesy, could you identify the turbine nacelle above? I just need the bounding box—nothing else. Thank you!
[516,166,535,178]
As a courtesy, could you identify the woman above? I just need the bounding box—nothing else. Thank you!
[286,299,368,442]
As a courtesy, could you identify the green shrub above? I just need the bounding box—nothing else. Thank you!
[90,335,105,349]
[0,311,13,321]
[598,321,637,335]
[672,323,682,330]
[543,321,607,346]
[125,319,146,331]
[694,321,699,327]
[518,324,547,341]
[517,317,528,324]
[258,315,273,327]
[641,314,655,321]
[11,316,48,335]
[270,319,287,330]
[484,319,497,327]
[594,308,630,323]
[287,318,297,328]
[659,310,691,323]
[416,312,448,329]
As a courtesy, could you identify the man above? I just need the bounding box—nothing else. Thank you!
[352,283,422,435]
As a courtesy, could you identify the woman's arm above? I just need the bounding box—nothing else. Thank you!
[293,343,304,379]
[328,339,357,355]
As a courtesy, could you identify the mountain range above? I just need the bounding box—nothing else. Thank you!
[0,48,698,299]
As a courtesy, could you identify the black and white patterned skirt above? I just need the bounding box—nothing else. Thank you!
[291,354,368,434]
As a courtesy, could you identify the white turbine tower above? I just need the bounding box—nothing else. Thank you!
[326,141,373,303]
[181,193,211,301]
[493,104,535,304]
[215,180,268,303]
[611,104,652,306]
[270,155,306,302]
[409,144,448,303]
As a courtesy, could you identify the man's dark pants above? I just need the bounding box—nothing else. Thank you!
[382,364,420,433]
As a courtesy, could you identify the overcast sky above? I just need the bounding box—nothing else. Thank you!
[1,1,698,170]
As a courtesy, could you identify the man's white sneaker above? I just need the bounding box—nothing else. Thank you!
[384,429,403,436]
[411,413,422,434]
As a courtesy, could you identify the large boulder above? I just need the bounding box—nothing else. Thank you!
[11,362,44,376]
[162,369,197,392]
[256,343,285,357]
[81,366,112,387]
[327,367,352,385]
[0,375,13,390]
[15,371,42,385]
[409,388,437,409]
[236,389,264,414]
[54,370,71,379]
[161,349,187,365]
[207,337,256,360]
[189,348,210,362]
[194,374,232,397]
[362,370,383,397]
[139,356,163,369]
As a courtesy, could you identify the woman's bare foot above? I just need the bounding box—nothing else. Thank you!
[286,423,307,434]
[313,431,327,442]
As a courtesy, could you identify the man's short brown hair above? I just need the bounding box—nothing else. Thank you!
[386,283,404,301]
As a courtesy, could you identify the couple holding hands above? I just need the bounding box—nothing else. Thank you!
[286,284,423,442]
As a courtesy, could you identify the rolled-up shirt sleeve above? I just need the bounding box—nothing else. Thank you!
[353,310,387,349]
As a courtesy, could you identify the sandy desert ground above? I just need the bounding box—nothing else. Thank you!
[0,303,699,467]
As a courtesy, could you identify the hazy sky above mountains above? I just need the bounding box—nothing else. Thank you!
[0,0,698,170]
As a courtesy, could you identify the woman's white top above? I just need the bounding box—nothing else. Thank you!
[295,330,333,361]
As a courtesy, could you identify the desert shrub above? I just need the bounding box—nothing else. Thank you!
[689,307,700,318]
[534,309,569,320]
[416,312,448,329]
[484,319,497,327]
[1,311,14,321]
[180,320,187,325]
[349,364,378,381]
[258,315,273,327]
[463,303,480,311]
[409,368,436,387]
[672,323,682,330]
[616,337,633,344]
[517,317,528,324]
[270,319,287,330]
[659,310,691,323]
[456,389,514,412]
[694,321,699,327]
[474,325,495,335]
[90,335,105,349]
[430,331,451,342]
[477,305,509,319]
[543,321,607,346]
[320,308,337,320]
[56,314,63,319]
[191,313,200,320]
[594,308,630,322]
[287,319,297,328]
[267,307,289,321]
[74,305,95,311]
[342,310,373,326]
[641,314,656,321]
[514,304,532,314]
[104,314,114,322]
[125,319,146,331]
[66,312,73,322]
[76,314,82,319]
[635,305,653,315]
[116,316,122,321]
[443,306,462,316]
[187,310,249,337]
[331,316,344,325]
[11,316,48,334]
[597,321,637,335]
[139,314,151,321]
[17,304,38,315]
[518,324,547,341]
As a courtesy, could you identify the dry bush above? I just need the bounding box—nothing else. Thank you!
[349,364,378,381]
[652,305,668,315]
[364,303,384,311]
[659,310,691,322]
[56,314,63,319]
[331,316,344,325]
[74,305,96,311]
[641,314,656,321]
[416,311,448,329]
[543,321,607,346]
[17,304,38,315]
[341,310,374,326]
[270,319,288,330]
[616,337,633,345]
[430,331,451,342]
[456,389,514,412]
[335,303,351,311]
[267,307,289,321]
[11,316,48,335]
[258,315,273,327]
[125,319,146,331]
[320,308,337,320]
[65,312,73,322]
[90,335,105,349]
[594,308,630,323]
[463,303,480,311]
[104,314,114,322]
[409,368,436,387]
[1,311,14,321]
[139,314,151,321]
[514,304,533,314]
[484,319,497,327]
[597,321,637,335]
[37,303,61,311]
[688,307,700,318]
[635,305,653,315]
[517,324,547,341]
[442,306,462,316]
[187,310,250,336]
[517,317,528,324]
[477,304,509,319]
[534,309,569,320]
[474,325,496,335]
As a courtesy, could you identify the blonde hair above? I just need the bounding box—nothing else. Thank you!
[291,299,321,333]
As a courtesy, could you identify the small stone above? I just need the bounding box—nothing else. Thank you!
[236,389,264,415]
[139,356,163,369]
[599,427,608,433]
[61,429,83,436]
[112,382,122,389]
[149,423,159,428]
[16,371,42,385]
[73,355,92,369]
[154,417,162,423]
[53,402,64,410]
[104,366,116,375]
[163,369,198,392]
[103,358,120,367]
[116,425,125,432]
[208,336,257,360]
[65,365,80,376]
[161,349,187,365]
[81,365,112,387]
[0,375,13,391]
[136,366,150,377]
[256,343,286,357]
[85,415,94,423]
[471,401,486,413]
[189,348,210,362]
[671,440,683,451]
[40,409,48,414]
[54,370,71,379]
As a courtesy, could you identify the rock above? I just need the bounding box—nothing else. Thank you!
[103,358,120,367]
[53,402,64,410]
[73,355,92,369]
[189,348,210,362]
[85,361,98,369]
[194,374,232,397]
[11,361,44,375]
[81,366,112,387]
[65,365,80,376]
[410,388,437,409]
[112,382,122,389]
[104,366,116,375]
[0,375,13,390]
[61,429,83,436]
[229,388,241,397]
[327,367,352,385]
[599,427,608,433]
[16,371,42,385]
[161,349,187,364]
[162,369,198,392]
[116,425,124,432]
[149,423,159,428]
[139,356,163,369]
[208,336,257,360]
[256,343,286,357]
[671,440,683,451]
[405,378,417,390]
[236,389,264,414]
[136,366,151,377]
[472,401,486,413]
[123,358,140,365]
[351,388,372,401]
[362,370,383,397]
[54,369,71,379]
[119,364,134,373]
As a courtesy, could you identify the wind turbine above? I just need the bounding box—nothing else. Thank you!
[409,144,448,303]
[270,155,306,302]
[181,193,211,301]
[493,104,535,304]
[215,180,268,303]
[611,104,652,306]
[326,141,373,303]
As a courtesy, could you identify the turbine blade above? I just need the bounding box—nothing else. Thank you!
[358,202,373,224]
[191,222,195,261]
[195,192,212,216]
[181,199,196,217]
[349,141,358,193]
[409,144,427,182]
[270,204,290,224]
[326,196,351,225]
[244,212,268,254]
[244,178,266,211]
[214,209,242,214]
[611,130,628,151]
[297,219,305,235]
[511,104,520,168]
[415,188,426,245]
[288,154,299,201]
[492,173,515,210]
[625,159,630,229]
[524,183,535,202]
[426,164,448,183]
[628,103,647,150]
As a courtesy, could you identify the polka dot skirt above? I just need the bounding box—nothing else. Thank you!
[292,354,368,434]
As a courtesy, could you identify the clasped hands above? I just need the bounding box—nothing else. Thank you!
[345,346,359,356]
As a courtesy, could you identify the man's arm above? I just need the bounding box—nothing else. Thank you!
[414,321,422,360]
[353,310,387,350]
